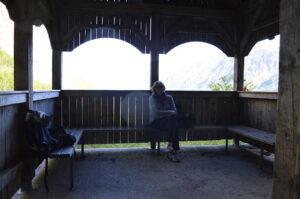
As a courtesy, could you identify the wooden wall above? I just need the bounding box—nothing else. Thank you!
[0,91,59,199]
[238,92,277,133]
[61,90,238,144]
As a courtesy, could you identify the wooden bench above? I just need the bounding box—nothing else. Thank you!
[45,128,84,191]
[227,125,276,169]
[80,125,231,155]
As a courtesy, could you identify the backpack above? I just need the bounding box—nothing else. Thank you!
[49,126,76,147]
[25,110,62,154]
[176,104,196,128]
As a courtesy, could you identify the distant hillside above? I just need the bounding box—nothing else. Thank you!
[0,47,51,91]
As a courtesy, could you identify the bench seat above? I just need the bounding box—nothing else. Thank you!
[45,128,84,191]
[227,125,276,146]
[227,125,276,169]
[80,125,231,154]
[49,128,84,158]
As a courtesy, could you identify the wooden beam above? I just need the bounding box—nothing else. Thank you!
[252,16,279,32]
[150,15,159,87]
[52,50,62,90]
[122,15,152,50]
[62,1,238,22]
[33,91,60,101]
[61,13,91,44]
[272,0,300,198]
[160,17,186,40]
[240,0,266,54]
[0,93,27,107]
[14,20,33,109]
[209,21,236,54]
[238,92,277,100]
[234,56,244,91]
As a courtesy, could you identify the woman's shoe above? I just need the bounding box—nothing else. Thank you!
[167,151,180,163]
[166,144,174,152]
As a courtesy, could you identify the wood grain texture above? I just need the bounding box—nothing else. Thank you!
[272,0,300,198]
[240,98,277,132]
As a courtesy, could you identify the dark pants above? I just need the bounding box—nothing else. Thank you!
[148,115,180,151]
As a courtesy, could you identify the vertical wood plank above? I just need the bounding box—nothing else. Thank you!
[70,96,77,128]
[95,96,102,128]
[62,96,70,128]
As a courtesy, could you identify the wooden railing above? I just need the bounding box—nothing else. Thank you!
[61,90,238,143]
[0,91,60,198]
[238,92,277,133]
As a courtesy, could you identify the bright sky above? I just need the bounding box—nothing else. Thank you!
[63,39,150,90]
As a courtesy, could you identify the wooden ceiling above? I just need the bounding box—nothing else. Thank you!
[2,0,279,56]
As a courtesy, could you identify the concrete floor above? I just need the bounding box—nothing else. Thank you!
[13,145,273,199]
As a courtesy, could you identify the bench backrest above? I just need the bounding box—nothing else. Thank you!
[61,90,238,128]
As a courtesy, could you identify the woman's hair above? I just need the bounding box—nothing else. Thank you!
[151,81,166,93]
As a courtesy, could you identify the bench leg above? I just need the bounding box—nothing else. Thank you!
[74,149,77,160]
[70,156,74,190]
[225,137,228,152]
[157,141,160,155]
[44,157,49,192]
[260,142,264,170]
[234,136,240,147]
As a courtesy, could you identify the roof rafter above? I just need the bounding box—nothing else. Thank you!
[61,0,238,22]
[240,0,266,55]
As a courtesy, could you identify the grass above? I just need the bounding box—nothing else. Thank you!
[76,139,234,149]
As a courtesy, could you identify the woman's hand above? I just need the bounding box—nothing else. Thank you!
[166,110,176,115]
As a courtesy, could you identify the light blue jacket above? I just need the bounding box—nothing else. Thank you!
[149,92,176,122]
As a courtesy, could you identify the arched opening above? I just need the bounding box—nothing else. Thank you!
[33,25,52,90]
[0,3,14,91]
[63,38,150,90]
[160,42,234,91]
[244,35,280,91]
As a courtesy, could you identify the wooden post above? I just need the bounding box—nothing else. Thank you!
[14,20,35,193]
[52,50,63,127]
[150,52,159,86]
[150,15,159,87]
[14,20,33,109]
[272,0,300,199]
[233,55,244,91]
[52,50,62,90]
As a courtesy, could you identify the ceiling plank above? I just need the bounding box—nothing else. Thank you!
[60,0,238,22]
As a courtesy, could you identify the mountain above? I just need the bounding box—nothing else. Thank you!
[162,38,279,91]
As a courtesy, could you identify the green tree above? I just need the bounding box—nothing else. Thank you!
[0,47,14,90]
[209,75,233,91]
[244,81,257,91]
[0,47,51,91]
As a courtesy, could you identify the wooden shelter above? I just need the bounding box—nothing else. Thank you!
[0,0,299,198]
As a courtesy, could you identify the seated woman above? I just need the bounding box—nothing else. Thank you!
[148,81,180,162]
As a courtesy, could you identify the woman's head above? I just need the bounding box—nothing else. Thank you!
[151,81,166,96]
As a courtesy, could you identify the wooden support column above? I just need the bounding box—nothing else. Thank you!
[52,50,62,90]
[150,15,159,87]
[150,52,159,86]
[272,0,300,199]
[13,20,35,194]
[234,55,244,91]
[14,20,33,109]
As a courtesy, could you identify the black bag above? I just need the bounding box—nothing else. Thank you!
[176,104,196,128]
[49,127,76,147]
[25,110,62,154]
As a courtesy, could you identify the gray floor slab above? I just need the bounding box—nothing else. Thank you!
[13,145,273,199]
